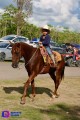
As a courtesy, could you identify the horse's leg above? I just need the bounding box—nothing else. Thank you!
[49,68,61,98]
[53,70,62,98]
[28,72,36,99]
[53,60,65,98]
[21,72,36,104]
[31,79,36,97]
[49,70,56,98]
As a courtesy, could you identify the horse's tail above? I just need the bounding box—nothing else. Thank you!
[61,65,65,80]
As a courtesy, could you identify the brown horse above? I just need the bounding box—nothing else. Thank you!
[11,42,65,104]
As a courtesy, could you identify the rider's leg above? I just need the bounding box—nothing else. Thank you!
[45,46,55,64]
[73,55,76,62]
[50,54,55,64]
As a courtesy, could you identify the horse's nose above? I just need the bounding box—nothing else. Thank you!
[12,63,18,68]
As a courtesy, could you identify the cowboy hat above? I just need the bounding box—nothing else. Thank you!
[41,25,50,33]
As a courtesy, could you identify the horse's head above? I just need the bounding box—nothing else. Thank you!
[11,42,22,68]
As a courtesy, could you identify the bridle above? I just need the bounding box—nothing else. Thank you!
[25,48,38,67]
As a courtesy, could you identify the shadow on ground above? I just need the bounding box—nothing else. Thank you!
[3,86,53,98]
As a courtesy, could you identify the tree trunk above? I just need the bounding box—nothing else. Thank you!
[17,26,21,35]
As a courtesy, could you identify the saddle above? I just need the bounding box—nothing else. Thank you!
[39,46,62,65]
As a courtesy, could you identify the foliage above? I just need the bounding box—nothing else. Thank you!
[0,3,80,43]
[21,23,41,40]
[50,28,80,44]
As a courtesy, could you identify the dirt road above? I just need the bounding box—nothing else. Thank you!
[0,62,80,80]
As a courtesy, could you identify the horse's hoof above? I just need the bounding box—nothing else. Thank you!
[52,94,56,99]
[30,95,35,102]
[55,94,60,98]
[20,97,26,104]
[53,92,60,98]
[20,100,25,104]
[55,95,59,98]
[52,94,60,98]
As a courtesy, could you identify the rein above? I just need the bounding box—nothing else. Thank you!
[25,48,38,67]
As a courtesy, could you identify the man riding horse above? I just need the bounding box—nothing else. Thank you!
[39,25,56,67]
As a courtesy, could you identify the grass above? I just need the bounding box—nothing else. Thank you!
[0,76,80,120]
[43,104,80,120]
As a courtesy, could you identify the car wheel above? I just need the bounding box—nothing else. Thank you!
[0,52,6,61]
[67,58,75,67]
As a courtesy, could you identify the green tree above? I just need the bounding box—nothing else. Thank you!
[15,0,32,35]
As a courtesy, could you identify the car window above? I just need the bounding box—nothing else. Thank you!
[13,37,27,42]
[0,43,9,48]
[53,48,66,54]
[18,38,27,42]
[1,36,15,40]
[13,38,20,42]
[7,44,12,48]
[50,42,56,46]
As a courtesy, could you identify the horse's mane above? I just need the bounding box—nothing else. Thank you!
[15,42,37,54]
[20,42,36,49]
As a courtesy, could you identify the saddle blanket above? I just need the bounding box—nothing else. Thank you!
[40,46,62,64]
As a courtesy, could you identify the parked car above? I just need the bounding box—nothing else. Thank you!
[29,40,60,48]
[29,41,38,47]
[29,38,39,47]
[71,44,80,49]
[0,42,12,61]
[0,42,24,61]
[52,47,65,54]
[50,41,60,48]
[60,43,67,49]
[0,35,29,43]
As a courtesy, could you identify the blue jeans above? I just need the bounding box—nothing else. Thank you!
[45,46,52,55]
[45,46,55,63]
[73,55,76,61]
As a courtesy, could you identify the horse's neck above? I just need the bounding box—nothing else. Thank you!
[21,44,36,62]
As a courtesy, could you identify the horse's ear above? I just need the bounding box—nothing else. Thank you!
[9,41,14,46]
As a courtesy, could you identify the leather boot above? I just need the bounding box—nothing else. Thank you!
[50,54,57,67]
[50,54,55,64]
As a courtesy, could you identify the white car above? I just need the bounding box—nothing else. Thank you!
[0,35,39,47]
[0,35,30,43]
[29,41,38,47]
[0,42,24,61]
[0,42,12,61]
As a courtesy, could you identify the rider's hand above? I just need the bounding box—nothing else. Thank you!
[38,41,43,47]
[39,41,42,44]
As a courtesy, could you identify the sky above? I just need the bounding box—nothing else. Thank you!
[0,0,80,32]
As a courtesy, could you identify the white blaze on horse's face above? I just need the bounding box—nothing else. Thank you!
[11,43,21,68]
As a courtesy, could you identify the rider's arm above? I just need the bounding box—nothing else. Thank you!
[41,35,50,46]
